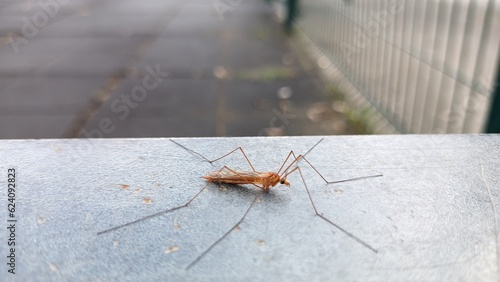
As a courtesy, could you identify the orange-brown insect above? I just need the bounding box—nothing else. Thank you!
[200,146,294,190]
[98,138,382,270]
[198,141,373,190]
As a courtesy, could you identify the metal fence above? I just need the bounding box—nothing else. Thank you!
[287,0,500,133]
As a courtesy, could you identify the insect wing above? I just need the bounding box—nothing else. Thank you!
[206,170,261,184]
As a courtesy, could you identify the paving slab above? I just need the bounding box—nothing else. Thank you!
[0,77,107,138]
[137,37,224,70]
[84,78,218,138]
[0,115,76,139]
[0,77,106,106]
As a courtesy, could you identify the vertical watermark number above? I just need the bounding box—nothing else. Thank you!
[6,168,17,274]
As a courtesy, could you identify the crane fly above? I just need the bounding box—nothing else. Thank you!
[97,138,383,270]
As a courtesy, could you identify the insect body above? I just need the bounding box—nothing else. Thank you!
[203,169,289,189]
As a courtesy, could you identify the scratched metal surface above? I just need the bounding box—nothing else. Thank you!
[0,135,499,281]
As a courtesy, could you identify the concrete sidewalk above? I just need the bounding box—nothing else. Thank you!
[0,0,356,139]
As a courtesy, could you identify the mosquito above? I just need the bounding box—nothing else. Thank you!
[98,138,383,269]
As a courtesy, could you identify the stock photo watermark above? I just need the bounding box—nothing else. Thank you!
[8,0,68,54]
[472,78,497,98]
[213,0,243,20]
[63,64,168,161]
[258,87,296,136]
[257,107,296,136]
[341,0,403,61]
[434,78,497,133]
[81,64,169,138]
[6,168,17,275]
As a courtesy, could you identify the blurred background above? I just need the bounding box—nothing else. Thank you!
[0,0,499,139]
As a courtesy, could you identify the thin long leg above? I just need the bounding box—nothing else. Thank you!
[294,165,378,253]
[97,182,210,235]
[276,138,325,175]
[97,163,256,235]
[170,139,211,163]
[276,150,297,175]
[282,150,379,252]
[171,139,256,172]
[186,195,259,270]
[302,138,324,157]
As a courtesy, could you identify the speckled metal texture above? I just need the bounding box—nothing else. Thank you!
[0,135,499,281]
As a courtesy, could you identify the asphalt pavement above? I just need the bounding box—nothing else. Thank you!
[0,0,354,139]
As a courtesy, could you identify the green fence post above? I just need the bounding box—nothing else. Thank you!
[485,60,500,133]
[284,0,297,33]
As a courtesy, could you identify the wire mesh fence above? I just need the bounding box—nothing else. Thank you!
[290,0,499,133]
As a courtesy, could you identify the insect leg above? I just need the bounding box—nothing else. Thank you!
[273,138,325,175]
[186,195,259,270]
[290,165,379,253]
[276,150,298,175]
[97,182,211,235]
[170,139,256,172]
[302,138,325,157]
